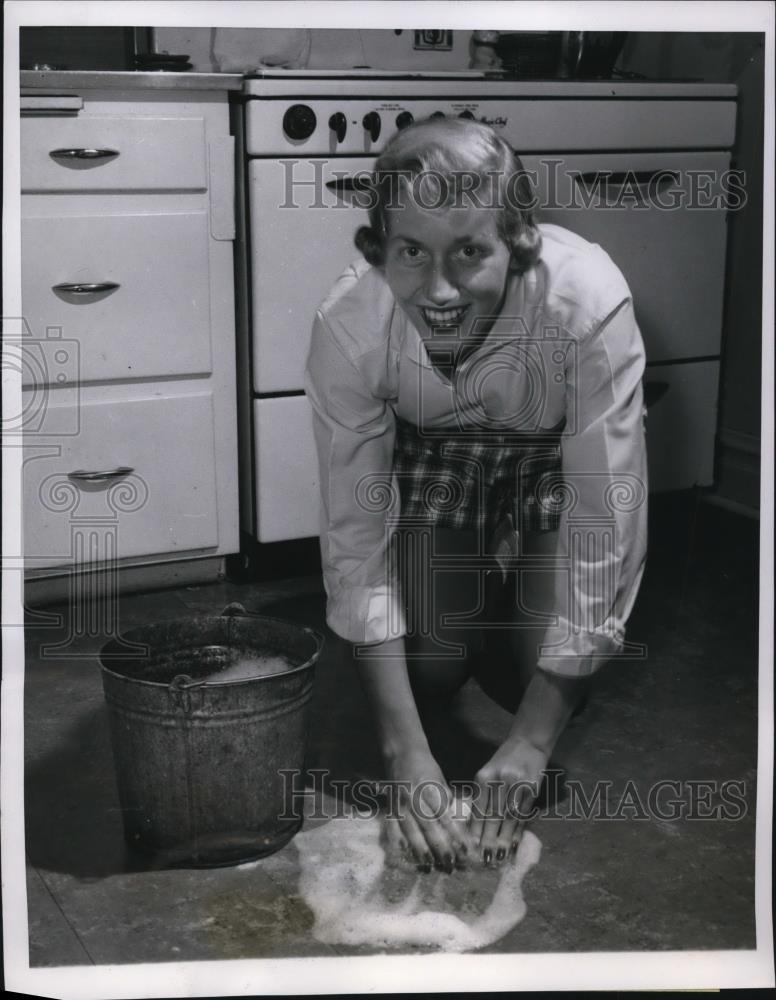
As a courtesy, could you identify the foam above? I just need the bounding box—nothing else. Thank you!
[203,653,294,683]
[295,812,542,953]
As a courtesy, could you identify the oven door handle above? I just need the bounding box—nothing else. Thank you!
[325,175,374,197]
[575,169,679,193]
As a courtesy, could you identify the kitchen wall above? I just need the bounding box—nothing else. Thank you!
[618,33,764,515]
[152,27,472,72]
[20,26,135,70]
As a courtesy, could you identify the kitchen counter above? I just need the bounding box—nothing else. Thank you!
[20,70,243,91]
[19,70,739,100]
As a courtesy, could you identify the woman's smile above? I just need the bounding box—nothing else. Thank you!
[421,304,470,329]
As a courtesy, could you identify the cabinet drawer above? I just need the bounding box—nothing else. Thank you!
[22,212,212,384]
[21,116,207,192]
[23,392,219,568]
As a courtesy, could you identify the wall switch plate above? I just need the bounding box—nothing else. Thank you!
[413,30,453,51]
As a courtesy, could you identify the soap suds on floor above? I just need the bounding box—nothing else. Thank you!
[294,812,542,953]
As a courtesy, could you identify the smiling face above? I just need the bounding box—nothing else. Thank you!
[382,196,514,358]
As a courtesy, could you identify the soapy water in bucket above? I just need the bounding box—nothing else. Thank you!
[202,650,296,684]
[136,645,297,685]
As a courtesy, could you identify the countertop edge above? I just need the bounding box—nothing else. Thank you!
[20,71,244,92]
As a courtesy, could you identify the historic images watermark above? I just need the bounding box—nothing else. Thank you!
[3,315,150,654]
[278,159,747,213]
[278,769,749,823]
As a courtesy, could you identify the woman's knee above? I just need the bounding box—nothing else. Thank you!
[404,627,480,700]
[400,525,486,699]
[407,658,470,701]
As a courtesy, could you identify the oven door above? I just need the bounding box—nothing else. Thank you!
[521,150,731,363]
[522,150,729,495]
[249,156,375,394]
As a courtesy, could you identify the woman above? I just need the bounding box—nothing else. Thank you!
[304,116,648,872]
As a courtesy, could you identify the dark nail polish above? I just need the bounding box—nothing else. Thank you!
[455,855,467,870]
[460,843,468,855]
[417,862,431,873]
[444,854,454,873]
[510,841,519,857]
[496,848,505,862]
[484,848,492,865]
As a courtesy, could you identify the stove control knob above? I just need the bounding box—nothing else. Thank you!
[430,111,446,119]
[396,110,414,130]
[328,112,347,143]
[362,111,382,143]
[283,104,317,141]
[458,110,475,120]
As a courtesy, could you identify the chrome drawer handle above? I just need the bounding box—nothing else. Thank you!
[68,467,134,483]
[53,282,120,294]
[50,147,119,160]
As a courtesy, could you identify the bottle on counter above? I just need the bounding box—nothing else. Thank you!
[469,30,502,71]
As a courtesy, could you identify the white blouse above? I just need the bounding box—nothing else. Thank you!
[304,224,648,678]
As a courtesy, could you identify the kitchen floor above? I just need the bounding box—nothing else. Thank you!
[23,492,759,965]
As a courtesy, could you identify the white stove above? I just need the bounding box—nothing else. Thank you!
[233,72,737,547]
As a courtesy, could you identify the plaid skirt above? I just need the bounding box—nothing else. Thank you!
[392,417,565,536]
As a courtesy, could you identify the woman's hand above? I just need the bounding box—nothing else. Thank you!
[384,746,472,873]
[354,635,472,872]
[468,736,549,866]
[466,666,587,864]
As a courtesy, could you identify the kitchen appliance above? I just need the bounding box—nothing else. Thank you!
[234,71,737,547]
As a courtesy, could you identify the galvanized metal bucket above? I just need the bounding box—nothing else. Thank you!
[99,603,323,868]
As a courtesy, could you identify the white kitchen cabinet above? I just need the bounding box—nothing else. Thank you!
[20,81,239,584]
[24,392,220,566]
[21,115,208,192]
[22,212,213,383]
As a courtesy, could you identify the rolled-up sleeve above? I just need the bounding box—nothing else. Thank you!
[304,311,405,644]
[537,297,648,677]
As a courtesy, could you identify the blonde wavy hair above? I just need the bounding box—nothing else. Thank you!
[355,116,542,274]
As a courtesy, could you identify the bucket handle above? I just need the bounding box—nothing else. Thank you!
[220,602,325,663]
[169,672,207,714]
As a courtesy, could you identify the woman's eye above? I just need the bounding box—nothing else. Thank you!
[457,245,483,261]
[399,246,426,263]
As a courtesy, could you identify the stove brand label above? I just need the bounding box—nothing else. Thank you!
[479,115,507,128]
